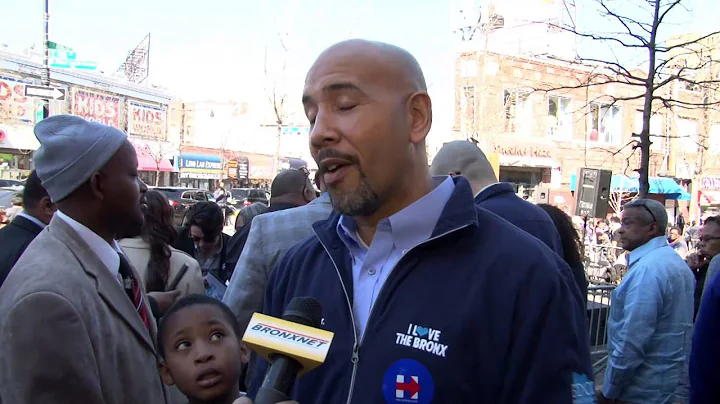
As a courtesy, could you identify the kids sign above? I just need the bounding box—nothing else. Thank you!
[0,76,36,124]
[73,90,120,128]
[128,102,165,140]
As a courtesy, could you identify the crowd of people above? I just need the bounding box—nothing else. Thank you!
[0,39,719,404]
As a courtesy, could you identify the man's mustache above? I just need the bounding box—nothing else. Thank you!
[316,149,360,174]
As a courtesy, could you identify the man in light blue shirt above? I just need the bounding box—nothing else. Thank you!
[336,176,454,337]
[599,199,695,404]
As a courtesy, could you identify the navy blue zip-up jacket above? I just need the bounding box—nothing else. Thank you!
[474,182,563,256]
[249,177,593,404]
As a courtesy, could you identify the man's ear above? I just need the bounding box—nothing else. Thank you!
[159,361,176,386]
[88,172,105,200]
[40,196,56,216]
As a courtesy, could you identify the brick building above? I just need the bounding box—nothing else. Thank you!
[453,49,720,219]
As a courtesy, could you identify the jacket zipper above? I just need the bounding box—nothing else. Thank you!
[315,233,360,404]
[315,223,471,404]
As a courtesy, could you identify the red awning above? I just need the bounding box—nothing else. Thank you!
[137,154,174,172]
[699,189,720,206]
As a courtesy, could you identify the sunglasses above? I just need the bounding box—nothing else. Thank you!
[700,236,720,243]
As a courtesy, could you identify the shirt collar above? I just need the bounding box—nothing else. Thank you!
[55,210,122,278]
[628,235,669,267]
[337,176,456,253]
[474,182,514,203]
[17,212,47,229]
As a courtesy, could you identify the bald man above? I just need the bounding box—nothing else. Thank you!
[431,140,563,255]
[249,40,593,404]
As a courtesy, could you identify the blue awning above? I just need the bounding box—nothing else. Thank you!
[570,174,688,199]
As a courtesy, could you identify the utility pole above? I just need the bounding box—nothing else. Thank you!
[41,0,50,119]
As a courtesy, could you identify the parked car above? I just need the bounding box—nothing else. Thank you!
[0,188,21,209]
[150,187,214,226]
[0,179,24,191]
[229,188,269,207]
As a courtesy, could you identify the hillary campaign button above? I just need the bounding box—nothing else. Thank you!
[382,359,435,404]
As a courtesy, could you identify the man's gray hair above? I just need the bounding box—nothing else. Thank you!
[430,140,497,192]
[238,202,268,227]
[624,198,668,236]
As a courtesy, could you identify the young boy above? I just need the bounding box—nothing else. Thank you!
[158,294,247,404]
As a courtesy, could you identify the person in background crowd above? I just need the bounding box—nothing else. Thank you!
[0,170,56,287]
[538,203,588,303]
[685,220,700,250]
[609,216,623,260]
[598,199,694,404]
[4,194,23,221]
[687,216,720,316]
[430,140,564,256]
[224,170,330,333]
[0,208,8,228]
[213,182,232,226]
[234,202,268,232]
[120,190,205,298]
[0,115,173,403]
[691,242,720,403]
[687,216,720,291]
[174,202,232,284]
[668,225,689,259]
[677,211,686,234]
[248,39,592,403]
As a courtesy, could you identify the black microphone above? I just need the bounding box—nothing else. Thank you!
[249,297,327,404]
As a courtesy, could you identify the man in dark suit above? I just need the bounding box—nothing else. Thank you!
[0,170,56,287]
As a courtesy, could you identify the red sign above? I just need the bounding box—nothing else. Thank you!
[0,76,35,123]
[701,177,720,190]
[128,102,165,139]
[73,90,120,128]
[0,129,6,143]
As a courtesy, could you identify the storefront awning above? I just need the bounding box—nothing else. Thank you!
[0,125,40,151]
[137,154,174,172]
[700,190,720,206]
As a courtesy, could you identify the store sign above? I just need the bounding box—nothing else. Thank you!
[237,156,249,180]
[73,90,120,128]
[0,75,36,124]
[701,177,720,190]
[227,159,238,179]
[128,102,165,140]
[179,154,222,172]
[494,144,552,158]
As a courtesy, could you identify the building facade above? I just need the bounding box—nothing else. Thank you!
[0,49,174,185]
[453,50,720,219]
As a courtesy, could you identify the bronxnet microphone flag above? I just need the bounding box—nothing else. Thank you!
[242,312,334,375]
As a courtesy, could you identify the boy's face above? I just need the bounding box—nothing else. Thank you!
[160,304,243,402]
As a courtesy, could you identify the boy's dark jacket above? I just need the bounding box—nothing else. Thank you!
[249,177,593,404]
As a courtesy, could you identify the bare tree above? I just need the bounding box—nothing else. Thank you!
[609,189,638,213]
[264,33,290,179]
[541,0,720,198]
[142,141,175,186]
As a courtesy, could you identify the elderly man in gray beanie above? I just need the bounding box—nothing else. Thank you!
[598,198,695,404]
[0,115,176,404]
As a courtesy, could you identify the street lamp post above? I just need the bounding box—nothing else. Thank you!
[41,0,50,119]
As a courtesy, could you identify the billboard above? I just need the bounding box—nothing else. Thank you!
[0,75,36,124]
[128,101,165,140]
[73,90,121,128]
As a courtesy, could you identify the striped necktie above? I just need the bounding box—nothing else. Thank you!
[117,253,150,331]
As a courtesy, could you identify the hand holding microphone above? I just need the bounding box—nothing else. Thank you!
[242,297,334,404]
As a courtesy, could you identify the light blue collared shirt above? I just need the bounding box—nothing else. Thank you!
[337,176,455,338]
[603,235,695,403]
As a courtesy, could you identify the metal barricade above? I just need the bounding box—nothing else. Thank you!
[587,284,616,377]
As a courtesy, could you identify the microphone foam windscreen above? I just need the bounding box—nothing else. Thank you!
[282,297,322,328]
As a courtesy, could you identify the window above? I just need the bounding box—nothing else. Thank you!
[461,85,476,132]
[633,111,664,151]
[503,89,532,134]
[546,96,572,139]
[676,118,699,152]
[710,124,720,153]
[588,103,621,144]
[460,59,477,78]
